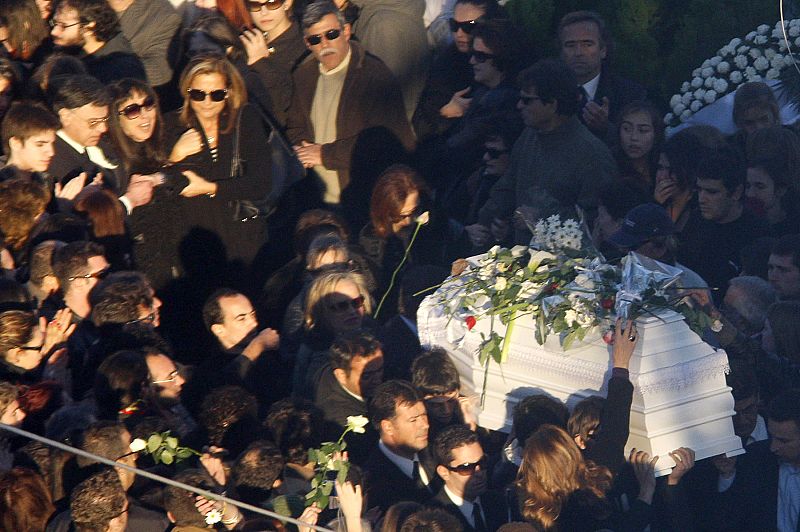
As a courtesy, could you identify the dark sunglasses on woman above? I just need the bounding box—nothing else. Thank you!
[448,18,479,33]
[187,89,228,102]
[327,295,365,313]
[118,96,156,120]
[305,28,341,46]
[246,0,283,11]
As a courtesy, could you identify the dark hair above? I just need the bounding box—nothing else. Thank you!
[470,18,526,77]
[107,78,166,173]
[567,395,604,446]
[62,0,121,43]
[767,388,800,428]
[370,164,429,239]
[616,100,665,176]
[293,209,350,257]
[557,11,611,54]
[598,183,647,221]
[28,240,66,289]
[726,361,759,401]
[513,394,568,445]
[0,179,50,251]
[400,508,463,532]
[77,421,130,467]
[368,379,422,430]
[329,329,382,375]
[30,53,88,100]
[164,469,216,527]
[772,234,800,270]
[453,0,504,20]
[1,101,59,154]
[93,350,148,422]
[0,0,49,61]
[433,424,479,466]
[411,348,460,397]
[693,145,746,194]
[90,271,153,327]
[746,126,800,194]
[660,126,725,191]
[733,82,779,129]
[232,440,285,503]
[264,398,322,465]
[301,0,345,30]
[517,59,579,117]
[202,287,242,329]
[0,278,31,308]
[50,74,111,113]
[185,12,247,65]
[52,240,105,294]
[199,385,260,453]
[70,469,126,532]
[0,467,55,532]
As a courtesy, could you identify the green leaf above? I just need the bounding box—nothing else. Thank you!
[161,451,174,465]
[147,434,162,453]
[305,488,318,501]
[321,481,333,496]
[166,437,178,450]
[176,448,193,459]
[318,494,329,509]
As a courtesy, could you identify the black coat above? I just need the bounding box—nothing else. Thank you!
[362,444,442,512]
[431,487,511,532]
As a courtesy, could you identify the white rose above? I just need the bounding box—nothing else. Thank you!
[791,26,800,37]
[710,56,722,66]
[690,100,702,112]
[130,438,147,452]
[746,31,757,41]
[670,94,681,107]
[704,76,715,88]
[754,35,768,45]
[693,88,706,100]
[564,309,578,327]
[713,78,728,93]
[729,37,742,48]
[691,76,703,88]
[680,109,692,122]
[681,81,691,92]
[704,90,717,103]
[767,68,780,79]
[488,245,501,257]
[749,48,763,59]
[730,71,744,84]
[701,66,714,78]
[716,61,730,74]
[510,245,528,257]
[346,415,369,433]
[664,112,674,125]
[754,56,770,71]
[494,277,508,291]
[734,55,748,69]
[757,24,770,35]
[681,92,693,105]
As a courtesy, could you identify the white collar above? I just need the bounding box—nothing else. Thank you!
[444,486,481,526]
[57,130,118,170]
[582,72,601,102]
[338,381,364,403]
[57,130,87,154]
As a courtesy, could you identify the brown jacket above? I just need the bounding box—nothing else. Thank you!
[286,41,415,190]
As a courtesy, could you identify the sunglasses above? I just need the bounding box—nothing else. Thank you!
[68,267,110,282]
[305,28,341,46]
[151,369,181,385]
[187,88,228,102]
[471,50,496,63]
[327,295,365,313]
[485,147,508,159]
[518,95,542,105]
[126,311,157,326]
[448,18,478,34]
[447,456,487,475]
[247,0,284,10]
[119,96,156,120]
[17,344,44,353]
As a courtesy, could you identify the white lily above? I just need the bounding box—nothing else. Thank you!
[416,211,430,225]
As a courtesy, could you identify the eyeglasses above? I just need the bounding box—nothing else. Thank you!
[119,96,156,120]
[327,295,365,313]
[17,344,44,353]
[187,88,228,102]
[69,109,110,129]
[247,0,284,11]
[68,267,110,282]
[305,28,341,46]
[470,50,495,63]
[151,369,181,384]
[49,19,81,30]
[126,311,157,326]
[518,95,542,105]
[446,456,487,475]
[448,18,478,34]
[485,147,508,159]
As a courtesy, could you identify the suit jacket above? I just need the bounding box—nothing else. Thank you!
[378,316,422,381]
[363,444,442,512]
[48,135,125,192]
[432,487,510,532]
[285,41,415,191]
[582,68,646,144]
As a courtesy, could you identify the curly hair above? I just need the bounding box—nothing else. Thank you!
[61,0,121,43]
[90,271,154,327]
[0,381,19,419]
[70,469,126,532]
[199,385,259,448]
[264,398,321,465]
[0,467,55,532]
[93,350,148,422]
[516,424,612,529]
[400,508,463,532]
[0,178,50,251]
[232,440,285,501]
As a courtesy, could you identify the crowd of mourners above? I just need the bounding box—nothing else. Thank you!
[2,0,800,529]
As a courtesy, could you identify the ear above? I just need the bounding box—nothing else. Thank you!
[599,42,607,61]
[42,274,60,294]
[333,367,348,386]
[283,0,293,10]
[166,511,176,524]
[5,347,21,365]
[272,478,282,489]
[8,136,23,153]
[380,418,393,437]
[573,434,586,450]
[436,464,450,482]
[210,323,225,338]
[57,107,70,127]
[343,23,352,41]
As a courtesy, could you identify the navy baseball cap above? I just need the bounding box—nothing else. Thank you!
[608,203,676,250]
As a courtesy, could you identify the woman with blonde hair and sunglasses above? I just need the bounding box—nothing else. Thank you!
[166,55,273,286]
[291,270,373,396]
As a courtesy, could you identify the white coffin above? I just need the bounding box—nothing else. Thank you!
[418,296,745,477]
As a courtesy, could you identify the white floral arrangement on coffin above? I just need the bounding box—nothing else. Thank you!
[665,20,799,127]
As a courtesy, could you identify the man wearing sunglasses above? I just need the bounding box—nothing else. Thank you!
[432,425,509,531]
[286,0,414,205]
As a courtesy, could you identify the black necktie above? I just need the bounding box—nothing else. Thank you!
[579,85,590,109]
[472,500,488,532]
[412,460,429,492]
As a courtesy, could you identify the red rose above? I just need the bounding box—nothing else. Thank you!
[602,329,614,344]
[465,316,477,330]
[601,298,614,310]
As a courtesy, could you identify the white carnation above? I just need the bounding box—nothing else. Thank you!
[780,41,789,52]
[754,35,768,45]
[774,29,785,39]
[795,36,800,47]
[754,56,770,71]
[734,55,748,69]
[690,100,702,112]
[701,59,712,68]
[704,90,717,103]
[766,68,780,79]
[746,31,757,41]
[792,19,800,28]
[718,46,732,57]
[705,76,718,88]
[737,45,749,54]
[757,24,770,35]
[713,78,729,93]
[680,109,692,122]
[564,309,578,327]
[681,92,693,105]
[681,81,690,93]
[730,71,743,84]
[717,61,730,74]
[691,76,703,88]
[701,66,714,78]
[669,94,681,107]
[693,88,706,100]
[749,48,763,59]
[710,56,722,66]
[494,277,507,291]
[729,37,742,48]
[765,48,777,60]
[791,26,800,37]
[664,112,674,124]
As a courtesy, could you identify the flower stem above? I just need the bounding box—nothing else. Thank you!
[374,221,423,319]
[500,311,516,364]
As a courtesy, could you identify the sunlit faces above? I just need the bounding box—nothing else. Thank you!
[9,130,57,172]
[304,14,351,72]
[470,37,503,89]
[212,294,258,349]
[382,400,429,452]
[619,110,655,161]
[559,20,606,84]
[188,72,228,123]
[322,280,365,332]
[334,350,384,398]
[251,0,293,37]
[390,190,420,235]
[58,103,110,147]
[696,178,742,223]
[452,2,484,53]
[769,418,800,466]
[436,442,488,501]
[118,92,157,143]
[146,353,185,402]
[0,26,12,56]
[5,325,45,370]
[50,6,84,48]
[72,255,111,293]
[0,399,25,426]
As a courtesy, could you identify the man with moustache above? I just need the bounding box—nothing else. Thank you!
[286,0,414,206]
[363,380,443,512]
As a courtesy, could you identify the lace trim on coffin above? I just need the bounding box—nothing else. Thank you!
[634,351,731,395]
